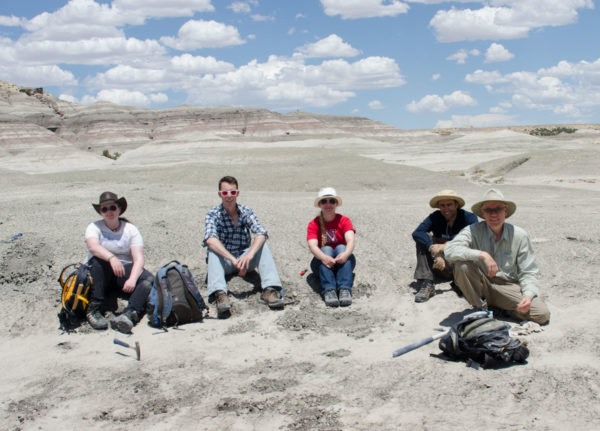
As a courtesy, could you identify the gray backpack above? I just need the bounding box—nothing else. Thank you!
[439,312,529,368]
[147,261,208,329]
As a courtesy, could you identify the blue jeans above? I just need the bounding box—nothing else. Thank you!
[310,244,356,295]
[207,242,282,297]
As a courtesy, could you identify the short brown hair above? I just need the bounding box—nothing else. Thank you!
[219,175,238,190]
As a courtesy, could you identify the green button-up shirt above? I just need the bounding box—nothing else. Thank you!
[445,221,539,298]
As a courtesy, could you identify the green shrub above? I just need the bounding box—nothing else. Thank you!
[102,149,121,160]
[529,127,577,136]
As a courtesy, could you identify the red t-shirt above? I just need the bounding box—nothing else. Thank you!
[307,214,355,248]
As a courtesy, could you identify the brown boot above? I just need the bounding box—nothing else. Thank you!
[260,287,284,309]
[215,290,232,312]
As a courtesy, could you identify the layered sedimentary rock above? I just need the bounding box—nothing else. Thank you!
[0,80,403,157]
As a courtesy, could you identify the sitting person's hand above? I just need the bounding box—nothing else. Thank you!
[429,244,444,257]
[321,255,336,269]
[432,256,446,271]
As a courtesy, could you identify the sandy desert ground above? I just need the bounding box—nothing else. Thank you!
[1,124,600,430]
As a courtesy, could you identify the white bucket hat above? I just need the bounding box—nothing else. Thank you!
[471,188,516,218]
[314,187,342,207]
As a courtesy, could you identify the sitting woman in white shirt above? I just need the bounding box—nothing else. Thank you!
[85,191,153,334]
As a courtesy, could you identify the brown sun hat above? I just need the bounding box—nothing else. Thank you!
[92,191,127,215]
[429,189,465,209]
[471,188,516,218]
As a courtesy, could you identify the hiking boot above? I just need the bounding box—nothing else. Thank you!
[86,303,108,330]
[338,289,352,307]
[415,280,435,303]
[110,310,138,334]
[215,290,232,312]
[323,290,339,307]
[260,287,284,309]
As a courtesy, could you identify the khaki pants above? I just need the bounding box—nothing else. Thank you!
[453,261,550,324]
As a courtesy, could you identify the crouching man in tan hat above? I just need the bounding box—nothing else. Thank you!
[444,188,550,324]
[411,190,478,302]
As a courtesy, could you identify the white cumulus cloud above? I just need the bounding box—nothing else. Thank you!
[93,88,167,107]
[485,43,514,63]
[321,0,409,19]
[15,37,166,66]
[177,54,404,109]
[465,69,508,85]
[58,94,78,103]
[407,90,476,113]
[112,0,214,22]
[297,34,360,58]
[446,48,480,64]
[227,1,257,14]
[161,19,245,50]
[251,14,275,22]
[0,15,24,26]
[465,57,600,120]
[0,64,78,87]
[171,54,235,73]
[430,1,594,43]
[369,100,384,110]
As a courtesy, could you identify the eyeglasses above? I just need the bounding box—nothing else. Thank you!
[319,198,337,205]
[219,190,239,197]
[101,205,118,213]
[482,206,505,214]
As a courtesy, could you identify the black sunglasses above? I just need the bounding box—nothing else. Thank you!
[482,206,505,214]
[319,198,337,205]
[101,205,118,213]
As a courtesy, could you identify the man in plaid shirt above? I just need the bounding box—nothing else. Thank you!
[203,176,284,314]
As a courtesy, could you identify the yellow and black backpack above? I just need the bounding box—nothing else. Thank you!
[57,263,93,332]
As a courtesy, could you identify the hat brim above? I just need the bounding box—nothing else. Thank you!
[429,195,465,209]
[93,197,127,215]
[471,199,516,218]
[314,196,342,207]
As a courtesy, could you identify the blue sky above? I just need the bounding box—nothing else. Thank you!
[1,0,598,129]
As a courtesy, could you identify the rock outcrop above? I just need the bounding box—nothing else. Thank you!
[0,80,404,156]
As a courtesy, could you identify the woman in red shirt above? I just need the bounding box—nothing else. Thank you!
[307,187,356,307]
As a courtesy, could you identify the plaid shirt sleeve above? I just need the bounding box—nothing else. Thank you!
[240,205,268,238]
[202,205,220,247]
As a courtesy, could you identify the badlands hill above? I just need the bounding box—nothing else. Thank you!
[0,79,401,151]
[2,79,599,187]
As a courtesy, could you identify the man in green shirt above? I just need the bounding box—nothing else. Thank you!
[444,189,550,324]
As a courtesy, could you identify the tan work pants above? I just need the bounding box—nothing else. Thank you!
[453,261,550,324]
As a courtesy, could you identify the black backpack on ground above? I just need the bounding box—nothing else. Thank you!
[438,311,529,368]
[147,260,208,329]
[57,263,93,333]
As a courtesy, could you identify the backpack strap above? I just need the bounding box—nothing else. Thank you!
[69,266,92,311]
[60,264,92,310]
[178,264,209,312]
[58,263,79,287]
[155,264,175,325]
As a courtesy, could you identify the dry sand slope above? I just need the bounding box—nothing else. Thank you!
[1,126,600,430]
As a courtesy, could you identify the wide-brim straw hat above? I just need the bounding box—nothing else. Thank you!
[314,187,342,207]
[471,188,516,218]
[429,189,465,209]
[92,191,127,215]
